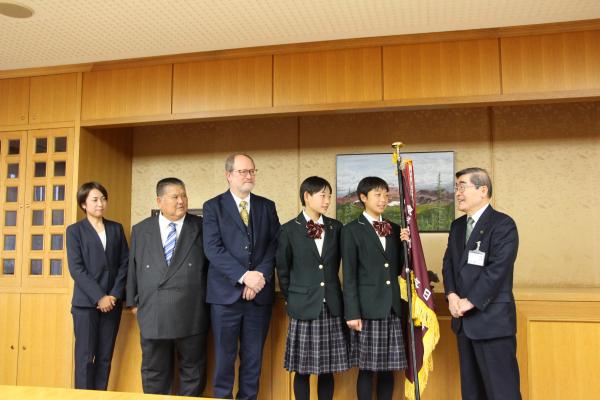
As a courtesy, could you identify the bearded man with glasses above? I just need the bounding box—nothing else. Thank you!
[203,153,280,400]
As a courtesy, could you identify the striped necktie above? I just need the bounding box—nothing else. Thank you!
[164,222,177,266]
[465,216,474,243]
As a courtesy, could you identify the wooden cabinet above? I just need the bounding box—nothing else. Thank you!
[81,65,172,121]
[16,293,72,387]
[0,129,73,289]
[0,77,29,127]
[0,293,20,385]
[274,47,382,106]
[173,56,273,114]
[501,30,600,94]
[383,39,501,99]
[29,74,77,124]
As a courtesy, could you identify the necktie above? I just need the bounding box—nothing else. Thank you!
[164,222,177,266]
[373,220,392,237]
[239,200,249,226]
[465,217,474,243]
[306,220,325,239]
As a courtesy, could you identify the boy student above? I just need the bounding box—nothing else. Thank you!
[276,176,349,400]
[342,176,409,400]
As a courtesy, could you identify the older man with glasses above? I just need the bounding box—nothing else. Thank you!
[443,167,521,400]
[203,153,280,400]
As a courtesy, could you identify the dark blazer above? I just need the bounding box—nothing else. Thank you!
[442,205,519,340]
[67,218,129,307]
[276,213,343,320]
[203,191,280,305]
[126,213,209,340]
[341,214,404,321]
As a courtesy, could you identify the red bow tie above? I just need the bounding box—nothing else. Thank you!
[306,220,325,239]
[373,220,392,237]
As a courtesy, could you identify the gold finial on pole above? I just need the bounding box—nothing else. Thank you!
[391,142,404,166]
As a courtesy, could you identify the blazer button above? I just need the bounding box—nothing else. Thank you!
[145,265,150,269]
[323,298,326,303]
[320,282,325,287]
[188,263,192,267]
[384,263,389,268]
[386,280,391,285]
[318,264,323,270]
[244,246,248,250]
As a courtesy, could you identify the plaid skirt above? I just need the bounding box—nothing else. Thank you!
[349,313,408,371]
[284,303,350,375]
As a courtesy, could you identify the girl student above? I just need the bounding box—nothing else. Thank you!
[276,176,349,400]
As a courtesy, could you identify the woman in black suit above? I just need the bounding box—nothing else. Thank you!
[66,182,129,390]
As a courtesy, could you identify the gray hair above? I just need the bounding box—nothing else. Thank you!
[225,153,255,172]
[456,167,492,198]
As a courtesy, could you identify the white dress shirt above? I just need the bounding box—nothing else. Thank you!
[97,230,107,251]
[158,212,185,247]
[469,203,490,226]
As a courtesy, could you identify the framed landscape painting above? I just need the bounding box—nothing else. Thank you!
[336,151,455,232]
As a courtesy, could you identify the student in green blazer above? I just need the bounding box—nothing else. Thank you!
[276,176,349,400]
[342,176,409,400]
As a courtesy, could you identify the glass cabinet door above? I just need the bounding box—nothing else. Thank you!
[0,131,28,287]
[22,128,72,289]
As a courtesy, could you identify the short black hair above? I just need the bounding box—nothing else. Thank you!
[77,182,108,211]
[156,177,185,197]
[456,167,493,198]
[299,176,332,206]
[356,176,389,206]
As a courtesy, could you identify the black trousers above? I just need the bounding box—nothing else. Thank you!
[140,333,207,396]
[71,303,122,390]
[457,331,521,400]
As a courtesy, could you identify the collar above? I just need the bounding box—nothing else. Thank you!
[302,210,324,224]
[362,211,382,224]
[468,203,489,224]
[230,190,251,208]
[159,212,185,229]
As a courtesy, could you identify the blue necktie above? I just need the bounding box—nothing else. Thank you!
[164,222,177,266]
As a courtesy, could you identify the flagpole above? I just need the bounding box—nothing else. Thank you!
[392,141,421,400]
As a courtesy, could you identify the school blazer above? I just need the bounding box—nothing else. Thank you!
[126,213,209,340]
[276,213,343,320]
[341,214,404,321]
[442,205,519,340]
[66,218,129,308]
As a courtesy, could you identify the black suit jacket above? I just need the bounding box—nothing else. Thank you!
[126,213,209,339]
[203,191,280,305]
[442,205,519,340]
[67,218,129,308]
[341,214,403,321]
[276,213,343,320]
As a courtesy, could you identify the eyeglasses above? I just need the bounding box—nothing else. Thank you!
[454,183,478,193]
[232,169,258,177]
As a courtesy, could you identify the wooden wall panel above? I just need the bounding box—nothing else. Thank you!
[81,65,172,121]
[17,293,72,388]
[0,78,29,127]
[0,293,20,385]
[29,74,77,124]
[383,39,501,99]
[274,48,382,106]
[173,56,272,113]
[501,30,600,94]
[77,127,133,235]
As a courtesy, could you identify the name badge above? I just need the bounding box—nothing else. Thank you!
[468,241,486,267]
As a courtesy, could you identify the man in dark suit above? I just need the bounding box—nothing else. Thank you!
[203,154,280,400]
[442,167,521,400]
[126,177,209,396]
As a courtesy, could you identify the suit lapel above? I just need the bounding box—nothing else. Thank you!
[249,194,261,247]
[145,217,168,273]
[222,191,248,234]
[163,214,198,282]
[321,216,336,260]
[295,212,321,260]
[358,214,385,256]
[459,206,493,266]
[83,218,109,265]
